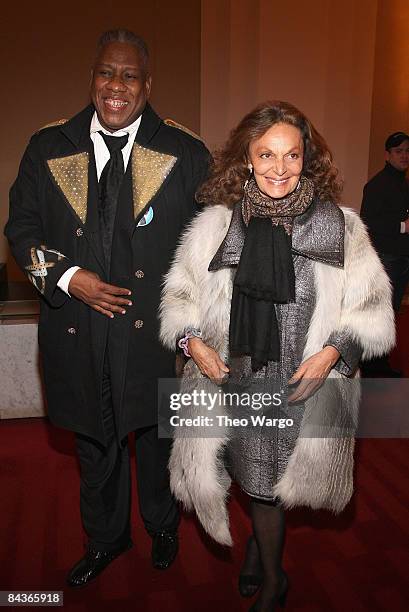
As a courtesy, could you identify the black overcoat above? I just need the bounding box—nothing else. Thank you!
[5,104,209,444]
[360,163,409,256]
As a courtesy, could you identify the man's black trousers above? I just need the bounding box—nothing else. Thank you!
[75,357,179,552]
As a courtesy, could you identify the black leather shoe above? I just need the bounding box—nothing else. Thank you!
[67,541,132,587]
[249,570,289,611]
[151,531,178,570]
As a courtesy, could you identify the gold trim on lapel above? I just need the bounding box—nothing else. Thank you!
[131,144,177,219]
[164,118,203,142]
[47,153,89,224]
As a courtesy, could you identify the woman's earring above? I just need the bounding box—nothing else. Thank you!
[244,163,253,188]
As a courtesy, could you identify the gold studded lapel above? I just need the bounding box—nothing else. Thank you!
[131,144,177,219]
[47,152,89,224]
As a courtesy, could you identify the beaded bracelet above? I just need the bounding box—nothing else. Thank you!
[177,328,203,357]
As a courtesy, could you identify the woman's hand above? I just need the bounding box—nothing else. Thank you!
[287,346,340,403]
[188,337,229,384]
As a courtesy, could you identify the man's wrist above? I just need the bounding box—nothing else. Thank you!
[57,266,81,296]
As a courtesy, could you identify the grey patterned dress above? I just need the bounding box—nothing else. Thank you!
[226,255,316,500]
[208,200,362,500]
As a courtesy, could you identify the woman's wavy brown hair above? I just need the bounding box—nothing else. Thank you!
[197,100,343,207]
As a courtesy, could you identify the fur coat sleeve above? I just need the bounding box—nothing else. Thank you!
[160,205,233,357]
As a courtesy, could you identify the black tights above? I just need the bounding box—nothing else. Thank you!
[248,497,286,610]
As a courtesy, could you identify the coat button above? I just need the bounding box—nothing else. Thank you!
[67,327,76,334]
[134,320,144,329]
[76,228,83,237]
[134,270,144,278]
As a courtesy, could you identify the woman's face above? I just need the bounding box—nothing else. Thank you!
[248,123,304,199]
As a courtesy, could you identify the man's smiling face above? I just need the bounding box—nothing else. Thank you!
[90,41,151,132]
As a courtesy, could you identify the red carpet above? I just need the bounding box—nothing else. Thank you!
[0,307,408,611]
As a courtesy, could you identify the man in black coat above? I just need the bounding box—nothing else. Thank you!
[360,131,409,375]
[5,29,209,586]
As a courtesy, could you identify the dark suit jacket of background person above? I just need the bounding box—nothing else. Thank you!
[5,103,209,445]
[360,162,409,256]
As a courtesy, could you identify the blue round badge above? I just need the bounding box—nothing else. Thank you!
[137,206,154,227]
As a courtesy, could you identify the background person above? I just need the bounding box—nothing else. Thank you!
[160,101,394,612]
[360,131,409,376]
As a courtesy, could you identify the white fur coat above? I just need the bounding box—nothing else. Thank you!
[160,204,395,545]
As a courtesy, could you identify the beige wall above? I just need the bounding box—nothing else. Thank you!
[200,0,378,208]
[369,0,409,178]
[0,0,201,278]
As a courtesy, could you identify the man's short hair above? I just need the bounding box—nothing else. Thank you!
[385,131,409,151]
[96,29,149,74]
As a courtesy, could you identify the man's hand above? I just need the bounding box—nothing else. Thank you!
[287,345,340,403]
[188,337,229,384]
[68,269,132,318]
[404,219,409,233]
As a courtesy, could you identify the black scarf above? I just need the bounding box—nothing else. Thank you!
[229,176,314,370]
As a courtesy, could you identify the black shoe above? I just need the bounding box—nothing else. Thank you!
[151,531,178,570]
[240,573,263,598]
[249,570,289,611]
[67,541,132,587]
[239,535,263,597]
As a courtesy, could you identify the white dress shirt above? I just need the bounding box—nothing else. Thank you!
[57,112,142,295]
[90,112,141,180]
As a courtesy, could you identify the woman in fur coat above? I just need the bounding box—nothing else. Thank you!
[160,101,394,611]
